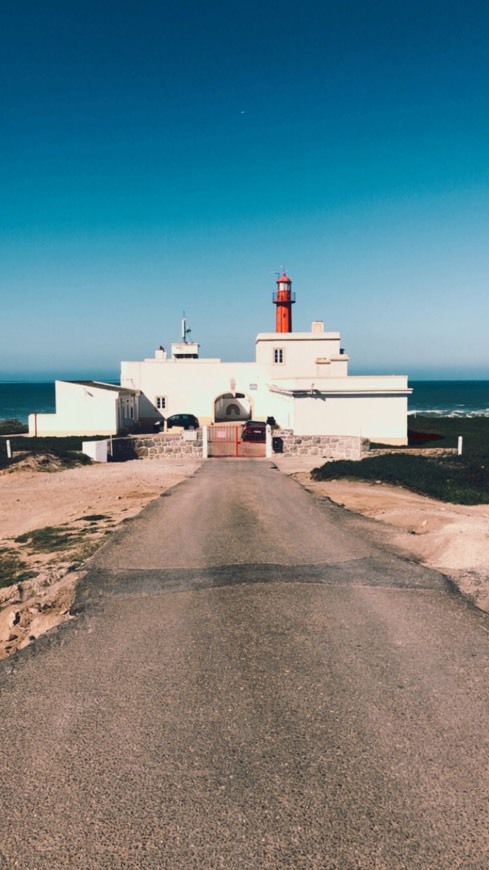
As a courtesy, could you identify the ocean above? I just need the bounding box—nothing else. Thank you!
[407,381,489,417]
[0,383,56,424]
[1,380,489,424]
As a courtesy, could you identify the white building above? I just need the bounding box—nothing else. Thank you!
[30,274,411,444]
[29,380,140,437]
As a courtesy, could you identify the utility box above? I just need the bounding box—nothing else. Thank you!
[82,440,108,462]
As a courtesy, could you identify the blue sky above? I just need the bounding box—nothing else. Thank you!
[2,0,489,380]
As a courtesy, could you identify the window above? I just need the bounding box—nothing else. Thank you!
[273,348,284,364]
[155,396,167,410]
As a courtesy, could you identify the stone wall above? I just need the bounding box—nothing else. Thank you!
[273,430,369,461]
[131,431,203,459]
[130,429,369,462]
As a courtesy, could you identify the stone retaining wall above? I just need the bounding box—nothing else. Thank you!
[131,430,370,461]
[131,431,203,459]
[274,430,369,461]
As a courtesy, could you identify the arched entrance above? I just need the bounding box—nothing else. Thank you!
[214,393,251,423]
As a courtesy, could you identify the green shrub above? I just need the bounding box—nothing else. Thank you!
[10,434,101,452]
[311,453,489,505]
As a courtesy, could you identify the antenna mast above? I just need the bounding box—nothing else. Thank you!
[181,311,192,344]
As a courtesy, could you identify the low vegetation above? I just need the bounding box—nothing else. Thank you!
[0,520,114,590]
[14,525,89,553]
[0,426,135,468]
[406,414,489,463]
[0,548,37,588]
[0,419,28,436]
[312,416,489,505]
[14,521,111,554]
[0,428,100,470]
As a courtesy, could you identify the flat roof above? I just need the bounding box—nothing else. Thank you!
[256,331,341,341]
[68,380,140,395]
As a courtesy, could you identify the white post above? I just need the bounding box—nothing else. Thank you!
[109,436,113,458]
[458,436,463,456]
[266,424,272,459]
[202,425,208,459]
[6,439,12,459]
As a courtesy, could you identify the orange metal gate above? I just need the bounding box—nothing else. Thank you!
[207,424,266,458]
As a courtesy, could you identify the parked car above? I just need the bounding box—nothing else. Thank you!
[241,420,267,442]
[166,413,199,430]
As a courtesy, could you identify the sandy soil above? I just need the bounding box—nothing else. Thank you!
[0,456,202,659]
[294,473,489,614]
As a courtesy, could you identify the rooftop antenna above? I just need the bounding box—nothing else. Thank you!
[181,311,192,343]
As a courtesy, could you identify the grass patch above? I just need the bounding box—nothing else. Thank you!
[403,415,489,462]
[0,548,37,588]
[319,416,489,504]
[10,434,105,451]
[311,453,489,505]
[77,514,110,522]
[15,526,89,552]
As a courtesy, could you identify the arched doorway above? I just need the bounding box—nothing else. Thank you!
[214,393,251,423]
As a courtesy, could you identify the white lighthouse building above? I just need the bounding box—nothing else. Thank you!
[29,273,411,444]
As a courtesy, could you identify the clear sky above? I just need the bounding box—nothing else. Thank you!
[1,0,489,380]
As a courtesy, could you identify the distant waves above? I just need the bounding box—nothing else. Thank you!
[409,381,489,418]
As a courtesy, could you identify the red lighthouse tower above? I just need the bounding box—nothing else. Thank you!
[273,272,296,333]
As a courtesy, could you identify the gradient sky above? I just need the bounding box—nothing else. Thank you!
[2,0,489,380]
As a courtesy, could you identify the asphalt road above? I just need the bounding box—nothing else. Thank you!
[1,460,488,869]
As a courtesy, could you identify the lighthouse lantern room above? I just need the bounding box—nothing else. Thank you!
[273,272,296,333]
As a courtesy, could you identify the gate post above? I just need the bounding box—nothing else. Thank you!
[202,426,209,459]
[266,424,272,458]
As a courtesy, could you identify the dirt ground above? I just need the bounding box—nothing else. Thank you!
[0,456,202,659]
[294,473,489,614]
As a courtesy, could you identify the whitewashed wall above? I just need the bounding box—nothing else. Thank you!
[121,359,261,425]
[28,381,119,436]
[293,393,409,444]
[255,332,347,378]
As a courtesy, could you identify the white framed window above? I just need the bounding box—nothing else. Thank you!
[273,348,285,364]
[155,396,167,410]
